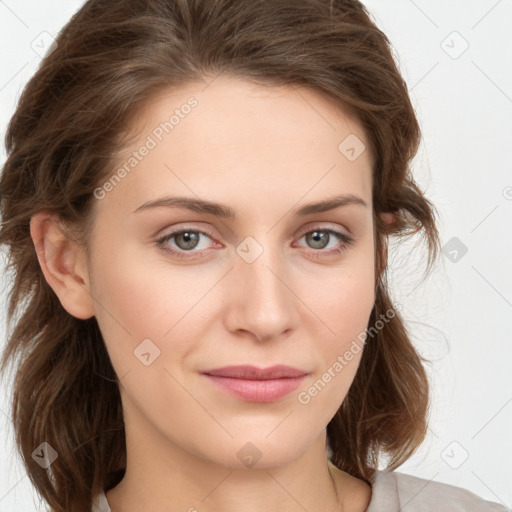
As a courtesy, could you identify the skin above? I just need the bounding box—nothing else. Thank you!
[31,74,393,512]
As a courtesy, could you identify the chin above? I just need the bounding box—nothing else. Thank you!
[197,431,316,471]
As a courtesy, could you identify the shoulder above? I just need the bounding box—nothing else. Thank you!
[367,470,508,512]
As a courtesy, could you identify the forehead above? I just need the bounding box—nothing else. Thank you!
[126,73,370,157]
[100,74,373,216]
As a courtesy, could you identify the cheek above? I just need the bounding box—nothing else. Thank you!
[296,273,374,421]
[303,240,375,343]
[300,241,375,391]
[88,237,208,371]
[311,277,373,386]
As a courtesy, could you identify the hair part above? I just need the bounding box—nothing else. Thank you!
[0,0,440,510]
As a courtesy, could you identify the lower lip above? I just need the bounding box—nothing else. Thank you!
[203,374,306,402]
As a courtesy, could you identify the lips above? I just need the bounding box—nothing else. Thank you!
[202,365,308,379]
[201,365,309,402]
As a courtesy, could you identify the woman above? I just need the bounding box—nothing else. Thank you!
[0,1,506,511]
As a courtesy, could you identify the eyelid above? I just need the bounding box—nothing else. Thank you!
[295,222,351,238]
[156,223,217,242]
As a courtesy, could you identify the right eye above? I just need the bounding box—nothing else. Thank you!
[156,227,218,259]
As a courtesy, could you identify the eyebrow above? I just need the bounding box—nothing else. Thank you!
[132,193,367,218]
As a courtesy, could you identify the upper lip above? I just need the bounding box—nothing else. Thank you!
[201,365,308,379]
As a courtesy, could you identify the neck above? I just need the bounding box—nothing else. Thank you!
[105,433,362,512]
[104,395,372,512]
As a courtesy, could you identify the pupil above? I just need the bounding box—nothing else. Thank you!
[179,232,198,249]
[309,231,327,249]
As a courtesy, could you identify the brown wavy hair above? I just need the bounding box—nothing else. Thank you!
[0,0,440,510]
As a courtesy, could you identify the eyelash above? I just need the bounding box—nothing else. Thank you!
[155,225,355,260]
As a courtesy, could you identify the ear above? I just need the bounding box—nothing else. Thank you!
[30,210,95,320]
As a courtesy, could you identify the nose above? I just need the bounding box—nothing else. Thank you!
[223,241,300,343]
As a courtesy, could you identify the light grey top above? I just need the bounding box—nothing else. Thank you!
[92,469,508,511]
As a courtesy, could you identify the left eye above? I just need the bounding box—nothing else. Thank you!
[295,228,353,251]
[156,227,354,259]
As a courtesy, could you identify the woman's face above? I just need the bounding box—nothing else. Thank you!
[86,74,377,469]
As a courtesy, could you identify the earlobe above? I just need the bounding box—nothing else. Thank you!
[379,211,396,228]
[30,210,95,320]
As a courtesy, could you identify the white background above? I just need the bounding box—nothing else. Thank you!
[1,1,511,510]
